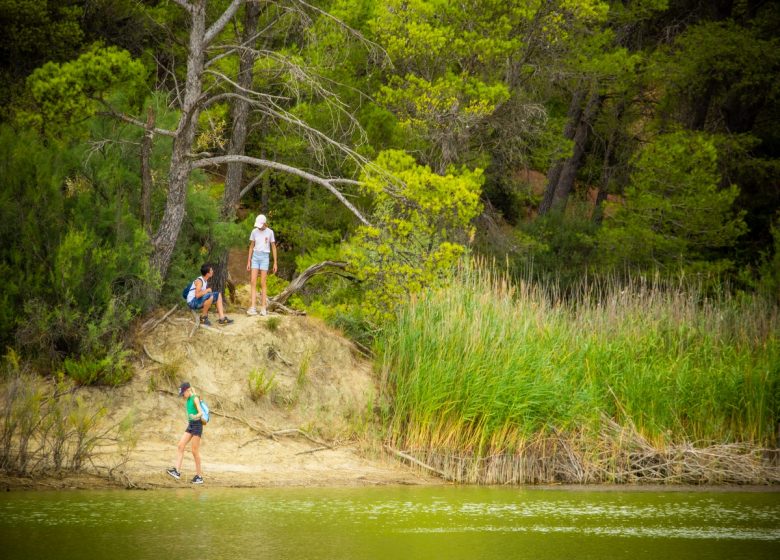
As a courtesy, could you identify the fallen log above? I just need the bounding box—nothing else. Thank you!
[384,445,450,480]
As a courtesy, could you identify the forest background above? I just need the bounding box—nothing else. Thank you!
[0,0,778,481]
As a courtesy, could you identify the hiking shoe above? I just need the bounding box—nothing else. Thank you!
[200,316,212,326]
[191,475,204,484]
[246,307,258,316]
[166,467,181,480]
[218,317,234,325]
[260,307,268,316]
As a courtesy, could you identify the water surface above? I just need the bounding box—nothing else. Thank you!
[1,486,778,559]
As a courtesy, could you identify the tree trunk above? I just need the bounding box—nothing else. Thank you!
[212,2,261,294]
[148,0,244,281]
[548,89,602,214]
[538,87,586,215]
[592,102,624,224]
[140,106,155,234]
[150,0,208,279]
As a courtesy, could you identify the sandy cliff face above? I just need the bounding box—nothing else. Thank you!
[98,312,430,488]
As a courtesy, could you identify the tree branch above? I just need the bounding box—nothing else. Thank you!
[204,0,244,45]
[271,260,349,306]
[290,0,390,65]
[192,155,371,226]
[171,0,193,12]
[96,106,177,137]
[198,78,289,108]
[239,170,267,198]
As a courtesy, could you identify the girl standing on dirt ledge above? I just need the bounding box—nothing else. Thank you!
[246,213,278,316]
[166,382,205,484]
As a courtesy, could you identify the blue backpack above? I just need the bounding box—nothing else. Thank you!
[200,399,210,424]
[181,282,193,300]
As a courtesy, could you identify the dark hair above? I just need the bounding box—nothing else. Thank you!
[201,263,213,276]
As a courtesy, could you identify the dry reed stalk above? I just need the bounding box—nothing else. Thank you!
[389,423,780,485]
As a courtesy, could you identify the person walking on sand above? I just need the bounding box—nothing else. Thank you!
[187,263,234,326]
[246,214,277,316]
[167,382,205,484]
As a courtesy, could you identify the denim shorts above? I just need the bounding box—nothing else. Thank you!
[188,291,219,310]
[251,251,270,271]
[186,420,203,437]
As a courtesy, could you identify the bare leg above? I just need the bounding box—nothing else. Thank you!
[191,435,202,476]
[175,432,193,471]
[201,296,213,317]
[215,293,226,319]
[249,268,259,309]
[260,270,268,310]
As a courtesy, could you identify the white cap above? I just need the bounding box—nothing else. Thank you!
[254,214,267,228]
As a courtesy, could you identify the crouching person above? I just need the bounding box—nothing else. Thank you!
[186,263,233,326]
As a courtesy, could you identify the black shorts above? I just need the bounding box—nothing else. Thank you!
[186,420,203,437]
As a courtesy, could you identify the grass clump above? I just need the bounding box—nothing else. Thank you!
[377,265,780,483]
[248,368,276,402]
[265,317,282,332]
[297,348,313,387]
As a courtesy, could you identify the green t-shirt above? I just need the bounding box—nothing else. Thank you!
[186,394,199,420]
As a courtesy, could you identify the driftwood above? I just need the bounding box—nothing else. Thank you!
[143,344,166,365]
[266,344,293,366]
[156,384,335,453]
[270,428,330,448]
[295,445,339,456]
[140,304,179,335]
[384,445,450,480]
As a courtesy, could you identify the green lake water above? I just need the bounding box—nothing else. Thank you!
[1,486,778,559]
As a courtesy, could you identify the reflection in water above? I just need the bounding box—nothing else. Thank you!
[1,486,778,560]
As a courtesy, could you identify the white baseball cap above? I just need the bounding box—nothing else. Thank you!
[254,214,267,228]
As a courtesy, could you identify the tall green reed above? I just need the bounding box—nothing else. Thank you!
[378,264,779,455]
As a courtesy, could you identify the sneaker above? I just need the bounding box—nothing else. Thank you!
[191,474,204,484]
[218,317,234,325]
[260,307,268,316]
[200,316,212,326]
[246,307,258,316]
[166,467,181,480]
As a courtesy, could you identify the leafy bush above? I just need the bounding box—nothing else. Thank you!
[0,122,156,381]
[63,344,132,387]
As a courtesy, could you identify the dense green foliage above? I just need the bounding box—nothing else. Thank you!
[0,0,778,410]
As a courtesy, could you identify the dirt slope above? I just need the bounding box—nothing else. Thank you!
[100,310,431,488]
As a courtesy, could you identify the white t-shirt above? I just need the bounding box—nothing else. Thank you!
[250,227,275,254]
[186,276,207,304]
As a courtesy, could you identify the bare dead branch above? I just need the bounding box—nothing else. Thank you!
[271,260,349,306]
[290,0,390,65]
[139,304,179,335]
[96,105,177,138]
[384,445,450,480]
[239,170,267,198]
[192,155,371,226]
[204,0,244,45]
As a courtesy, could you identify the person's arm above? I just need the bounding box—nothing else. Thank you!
[246,240,255,271]
[271,242,278,274]
[189,396,203,421]
[193,278,210,298]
